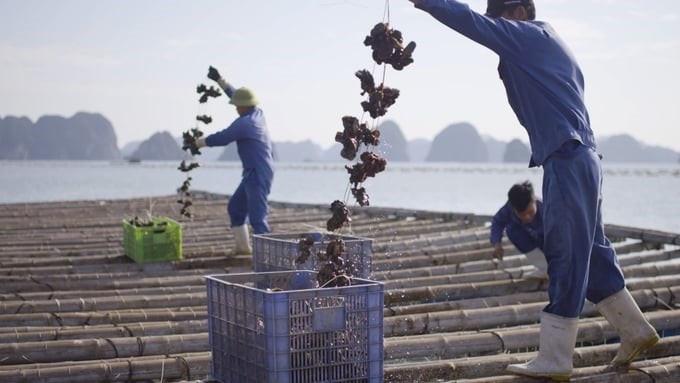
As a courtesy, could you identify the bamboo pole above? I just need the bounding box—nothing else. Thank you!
[378,257,680,290]
[0,284,206,302]
[384,291,548,317]
[384,310,680,360]
[383,335,680,382]
[0,274,206,294]
[0,333,209,365]
[384,278,548,306]
[384,288,674,336]
[605,224,680,246]
[0,307,207,327]
[0,292,208,315]
[0,352,211,383]
[0,319,207,343]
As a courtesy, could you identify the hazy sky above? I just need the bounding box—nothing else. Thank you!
[1,0,679,151]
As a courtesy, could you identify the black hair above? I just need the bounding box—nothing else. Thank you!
[508,180,534,211]
[487,1,536,20]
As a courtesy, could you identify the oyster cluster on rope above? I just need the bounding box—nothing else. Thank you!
[296,234,352,288]
[356,69,400,118]
[196,84,221,104]
[335,116,380,161]
[364,22,416,71]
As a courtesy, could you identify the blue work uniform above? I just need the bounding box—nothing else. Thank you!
[204,84,274,234]
[490,199,544,254]
[415,0,625,317]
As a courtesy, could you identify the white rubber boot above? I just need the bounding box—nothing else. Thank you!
[596,288,659,366]
[506,312,578,381]
[524,248,548,279]
[231,225,252,255]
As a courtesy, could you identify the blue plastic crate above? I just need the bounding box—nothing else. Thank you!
[252,232,373,279]
[206,271,384,383]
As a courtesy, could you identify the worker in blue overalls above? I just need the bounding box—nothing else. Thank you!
[490,180,547,279]
[192,66,274,255]
[408,0,658,380]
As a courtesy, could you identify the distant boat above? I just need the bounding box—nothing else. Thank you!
[126,157,142,164]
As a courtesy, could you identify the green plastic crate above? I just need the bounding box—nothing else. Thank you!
[123,217,182,263]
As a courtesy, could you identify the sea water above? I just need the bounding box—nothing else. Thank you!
[1,160,679,233]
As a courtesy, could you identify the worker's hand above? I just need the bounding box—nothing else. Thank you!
[207,66,222,82]
[208,65,230,90]
[492,243,504,261]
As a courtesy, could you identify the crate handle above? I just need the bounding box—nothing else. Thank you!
[152,221,169,233]
[312,296,346,332]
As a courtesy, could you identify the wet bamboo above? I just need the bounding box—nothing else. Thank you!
[379,257,680,290]
[0,333,209,365]
[381,268,531,290]
[384,291,548,317]
[383,335,680,382]
[384,301,547,336]
[373,245,497,271]
[0,352,211,383]
[606,224,680,245]
[384,310,680,360]
[0,284,206,302]
[375,254,526,280]
[0,307,207,327]
[384,288,674,336]
[384,277,548,306]
[0,274,207,294]
[0,319,207,343]
[0,292,208,315]
[0,268,224,285]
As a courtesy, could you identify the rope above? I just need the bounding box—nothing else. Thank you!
[136,336,145,356]
[159,357,165,383]
[49,312,64,326]
[320,274,353,288]
[383,0,391,23]
[103,337,120,358]
[126,359,134,383]
[487,330,507,353]
[175,355,191,380]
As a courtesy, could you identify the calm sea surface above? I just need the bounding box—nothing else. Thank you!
[1,160,679,233]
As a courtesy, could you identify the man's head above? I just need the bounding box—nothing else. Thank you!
[229,87,259,115]
[486,0,536,21]
[508,180,537,224]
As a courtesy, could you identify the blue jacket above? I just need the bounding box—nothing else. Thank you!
[205,84,274,182]
[415,0,596,166]
[490,199,544,251]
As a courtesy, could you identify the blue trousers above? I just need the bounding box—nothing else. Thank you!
[227,170,272,234]
[542,141,625,318]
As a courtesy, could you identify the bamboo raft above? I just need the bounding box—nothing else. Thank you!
[1,191,679,383]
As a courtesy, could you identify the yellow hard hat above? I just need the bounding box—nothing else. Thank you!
[229,87,259,107]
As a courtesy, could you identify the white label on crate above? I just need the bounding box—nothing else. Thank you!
[312,296,346,332]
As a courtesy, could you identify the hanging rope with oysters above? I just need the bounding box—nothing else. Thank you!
[306,1,416,288]
[175,80,222,218]
[328,2,416,233]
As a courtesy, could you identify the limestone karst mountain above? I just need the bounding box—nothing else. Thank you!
[130,131,184,161]
[503,138,531,163]
[0,112,121,160]
[425,122,488,162]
